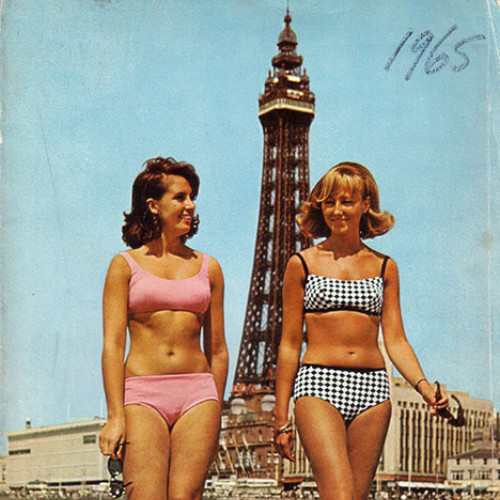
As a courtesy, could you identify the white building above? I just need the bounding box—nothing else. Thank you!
[447,428,500,494]
[5,418,107,491]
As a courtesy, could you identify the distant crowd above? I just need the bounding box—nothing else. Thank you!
[280,488,498,500]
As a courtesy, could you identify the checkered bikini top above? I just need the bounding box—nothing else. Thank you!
[295,252,389,316]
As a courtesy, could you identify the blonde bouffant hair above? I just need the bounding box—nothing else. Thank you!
[297,162,395,239]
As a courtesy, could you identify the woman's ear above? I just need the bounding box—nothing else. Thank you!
[363,196,371,213]
[146,198,158,215]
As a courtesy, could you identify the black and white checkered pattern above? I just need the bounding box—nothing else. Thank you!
[304,275,384,316]
[293,364,390,423]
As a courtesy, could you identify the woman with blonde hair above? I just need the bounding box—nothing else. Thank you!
[98,157,228,500]
[274,161,448,500]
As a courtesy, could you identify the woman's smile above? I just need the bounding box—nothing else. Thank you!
[322,190,369,235]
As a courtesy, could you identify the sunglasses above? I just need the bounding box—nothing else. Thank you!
[107,444,132,499]
[434,381,466,427]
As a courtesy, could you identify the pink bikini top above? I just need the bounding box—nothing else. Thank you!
[119,252,211,315]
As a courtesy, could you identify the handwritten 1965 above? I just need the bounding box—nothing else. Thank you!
[384,25,486,81]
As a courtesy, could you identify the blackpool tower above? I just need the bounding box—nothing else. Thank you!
[232,9,315,395]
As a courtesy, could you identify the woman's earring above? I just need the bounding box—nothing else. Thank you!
[190,214,200,234]
[140,210,149,229]
[152,214,161,233]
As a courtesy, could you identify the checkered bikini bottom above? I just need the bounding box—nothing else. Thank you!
[293,364,390,424]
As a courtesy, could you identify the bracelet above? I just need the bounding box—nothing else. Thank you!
[274,422,293,437]
[414,378,427,393]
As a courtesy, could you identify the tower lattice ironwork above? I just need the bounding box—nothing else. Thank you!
[233,10,315,395]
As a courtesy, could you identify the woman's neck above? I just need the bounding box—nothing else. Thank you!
[147,232,186,256]
[320,234,364,258]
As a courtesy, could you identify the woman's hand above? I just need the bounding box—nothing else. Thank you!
[273,422,295,462]
[99,417,126,459]
[418,380,449,415]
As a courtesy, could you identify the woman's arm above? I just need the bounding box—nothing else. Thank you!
[381,258,447,410]
[203,256,229,405]
[98,254,130,459]
[273,255,306,461]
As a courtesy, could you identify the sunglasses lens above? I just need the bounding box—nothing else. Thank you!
[109,480,124,498]
[436,408,452,419]
[108,457,123,476]
[107,448,130,498]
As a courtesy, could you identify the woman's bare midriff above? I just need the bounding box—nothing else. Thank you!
[124,309,210,377]
[301,310,386,369]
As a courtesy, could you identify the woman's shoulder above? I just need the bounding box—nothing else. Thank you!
[362,245,393,263]
[292,245,318,259]
[186,248,223,277]
[106,251,133,279]
[286,247,316,277]
[185,247,216,264]
[112,248,141,267]
[362,247,398,278]
[115,246,145,259]
[360,246,395,271]
[111,249,134,263]
[298,246,317,256]
[291,245,322,265]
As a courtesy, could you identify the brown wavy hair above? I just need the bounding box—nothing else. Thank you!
[297,162,395,239]
[122,157,200,248]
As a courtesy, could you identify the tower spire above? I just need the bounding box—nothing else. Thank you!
[272,7,302,73]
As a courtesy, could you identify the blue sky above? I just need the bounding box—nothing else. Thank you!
[0,0,498,453]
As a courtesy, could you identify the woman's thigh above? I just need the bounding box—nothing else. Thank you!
[346,400,392,500]
[168,400,221,500]
[123,405,171,500]
[295,396,354,500]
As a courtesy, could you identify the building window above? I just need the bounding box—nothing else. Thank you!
[476,469,489,480]
[83,434,97,444]
[9,449,31,455]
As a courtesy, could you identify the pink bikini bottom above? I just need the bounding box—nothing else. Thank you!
[124,373,219,427]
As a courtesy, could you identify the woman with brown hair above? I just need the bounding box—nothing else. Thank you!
[273,161,448,500]
[98,157,228,500]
